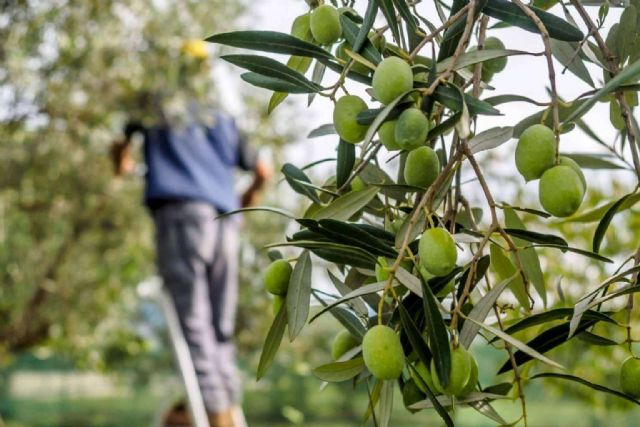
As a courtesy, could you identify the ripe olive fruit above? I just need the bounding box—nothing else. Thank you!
[310,4,342,45]
[621,356,640,398]
[333,95,368,144]
[412,361,437,393]
[457,353,479,396]
[431,346,472,395]
[404,146,440,188]
[558,155,586,192]
[362,324,405,380]
[372,57,413,104]
[272,295,284,315]
[483,37,507,74]
[418,228,457,277]
[395,108,430,149]
[539,165,585,217]
[378,120,402,151]
[331,330,360,361]
[263,259,292,295]
[336,41,370,74]
[515,124,557,181]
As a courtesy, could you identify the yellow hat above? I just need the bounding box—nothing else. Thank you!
[181,39,209,59]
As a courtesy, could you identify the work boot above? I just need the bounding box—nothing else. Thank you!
[207,408,235,427]
[163,401,192,427]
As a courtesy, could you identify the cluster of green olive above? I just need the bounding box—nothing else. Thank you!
[515,124,586,217]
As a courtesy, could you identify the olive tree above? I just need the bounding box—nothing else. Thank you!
[207,0,640,424]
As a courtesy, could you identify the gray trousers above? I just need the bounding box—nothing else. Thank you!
[153,201,240,412]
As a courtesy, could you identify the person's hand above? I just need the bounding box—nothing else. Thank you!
[241,159,273,207]
[110,140,135,176]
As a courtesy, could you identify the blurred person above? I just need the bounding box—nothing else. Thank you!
[111,39,272,427]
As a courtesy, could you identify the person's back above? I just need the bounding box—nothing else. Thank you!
[114,97,270,427]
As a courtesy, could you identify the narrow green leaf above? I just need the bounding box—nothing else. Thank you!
[328,271,368,316]
[503,227,567,247]
[564,59,640,123]
[497,319,596,373]
[354,1,379,52]
[215,206,295,219]
[257,303,287,380]
[551,39,595,87]
[433,85,501,116]
[363,90,417,146]
[241,72,316,93]
[336,140,356,188]
[531,373,640,405]
[398,302,433,367]
[375,0,400,45]
[410,391,509,409]
[468,126,514,154]
[529,243,613,263]
[308,123,336,138]
[421,280,451,389]
[224,55,323,92]
[317,219,397,257]
[484,94,543,106]
[467,317,565,370]
[564,193,640,223]
[564,153,626,170]
[484,0,584,42]
[312,358,365,382]
[287,250,313,341]
[577,331,618,346]
[459,274,516,348]
[340,14,382,64]
[469,400,509,425]
[437,49,528,72]
[308,60,326,106]
[207,31,333,60]
[313,186,380,221]
[593,193,634,253]
[490,244,529,309]
[269,55,313,113]
[309,281,389,323]
[282,163,322,204]
[379,380,394,427]
[392,0,418,33]
[407,364,455,427]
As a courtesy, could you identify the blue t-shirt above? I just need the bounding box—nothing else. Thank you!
[126,112,256,213]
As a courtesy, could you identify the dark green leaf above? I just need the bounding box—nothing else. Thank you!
[336,140,356,188]
[392,0,418,33]
[223,55,323,92]
[257,303,287,380]
[593,193,634,253]
[282,163,322,204]
[340,14,382,65]
[577,331,618,346]
[504,228,567,247]
[241,72,317,93]
[433,85,501,116]
[317,219,397,257]
[309,280,389,322]
[354,1,379,52]
[398,302,433,367]
[421,280,451,389]
[531,373,640,405]
[215,205,295,219]
[287,250,313,341]
[323,59,373,85]
[313,290,367,339]
[565,193,640,223]
[497,319,596,373]
[407,364,455,427]
[484,0,584,42]
[207,31,333,60]
[375,0,400,45]
[459,274,515,348]
[484,94,543,106]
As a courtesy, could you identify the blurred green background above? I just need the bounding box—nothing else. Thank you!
[2,0,640,425]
